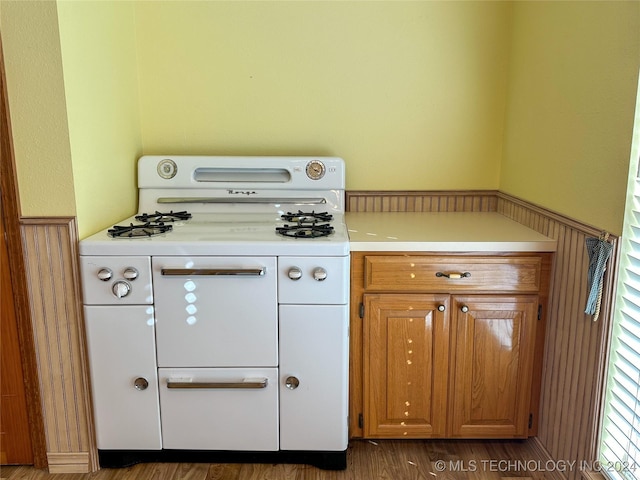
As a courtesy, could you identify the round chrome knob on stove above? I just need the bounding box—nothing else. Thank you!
[285,376,300,390]
[112,280,131,298]
[287,267,303,281]
[97,268,113,281]
[133,377,149,391]
[123,267,139,281]
[313,267,327,281]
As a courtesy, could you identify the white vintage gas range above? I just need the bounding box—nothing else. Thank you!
[79,156,349,469]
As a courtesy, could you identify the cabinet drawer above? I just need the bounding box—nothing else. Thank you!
[364,256,542,293]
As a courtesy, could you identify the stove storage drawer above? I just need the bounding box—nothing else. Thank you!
[158,368,279,450]
[84,305,161,450]
[152,256,278,367]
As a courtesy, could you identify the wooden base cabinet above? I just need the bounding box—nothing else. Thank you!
[351,253,552,440]
[363,294,450,438]
[449,295,538,438]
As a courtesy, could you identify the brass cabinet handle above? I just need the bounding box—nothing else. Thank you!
[435,272,471,279]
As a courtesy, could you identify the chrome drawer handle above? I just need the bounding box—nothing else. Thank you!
[158,197,326,205]
[435,271,471,279]
[161,268,266,276]
[166,378,268,389]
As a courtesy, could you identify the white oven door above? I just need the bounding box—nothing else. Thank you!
[152,256,277,367]
[158,368,279,450]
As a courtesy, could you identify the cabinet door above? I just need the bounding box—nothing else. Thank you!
[449,295,537,438]
[363,294,449,437]
[84,306,161,450]
[279,305,349,451]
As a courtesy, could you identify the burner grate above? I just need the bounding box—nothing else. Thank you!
[135,210,192,223]
[108,222,173,238]
[276,223,334,238]
[280,210,333,224]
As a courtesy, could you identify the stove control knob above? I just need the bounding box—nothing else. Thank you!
[97,268,113,281]
[313,267,327,282]
[287,267,303,281]
[112,280,131,298]
[123,267,139,281]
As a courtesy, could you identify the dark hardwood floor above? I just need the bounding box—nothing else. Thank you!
[0,439,569,480]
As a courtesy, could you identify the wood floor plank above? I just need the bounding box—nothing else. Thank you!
[206,464,242,480]
[1,440,566,480]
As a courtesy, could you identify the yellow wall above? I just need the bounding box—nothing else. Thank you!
[135,1,511,191]
[501,1,640,235]
[1,0,76,217]
[2,1,638,237]
[57,0,142,238]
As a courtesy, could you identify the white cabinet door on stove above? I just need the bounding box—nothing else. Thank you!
[158,368,279,450]
[279,305,349,451]
[152,256,278,367]
[84,306,161,450]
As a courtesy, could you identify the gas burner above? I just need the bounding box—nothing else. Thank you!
[135,210,192,223]
[108,222,173,238]
[281,210,333,225]
[276,223,334,238]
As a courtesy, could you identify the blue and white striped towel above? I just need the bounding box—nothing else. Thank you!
[585,235,613,321]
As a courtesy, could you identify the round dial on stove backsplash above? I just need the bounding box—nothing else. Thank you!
[305,160,325,180]
[157,158,177,179]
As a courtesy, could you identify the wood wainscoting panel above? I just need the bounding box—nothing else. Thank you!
[20,218,98,473]
[346,190,499,212]
[497,193,618,480]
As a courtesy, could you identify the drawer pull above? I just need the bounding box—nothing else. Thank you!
[166,378,268,389]
[161,268,266,277]
[435,271,471,279]
[438,305,446,312]
[461,305,469,313]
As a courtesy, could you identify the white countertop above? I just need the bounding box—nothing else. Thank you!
[345,212,557,252]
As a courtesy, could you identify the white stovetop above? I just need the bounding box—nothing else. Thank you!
[79,213,350,257]
[346,212,557,252]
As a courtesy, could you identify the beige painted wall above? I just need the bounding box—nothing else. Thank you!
[1,0,76,217]
[501,1,640,235]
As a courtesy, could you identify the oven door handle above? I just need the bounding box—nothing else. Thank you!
[161,267,266,277]
[166,378,268,389]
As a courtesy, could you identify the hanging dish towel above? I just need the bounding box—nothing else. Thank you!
[585,234,613,321]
